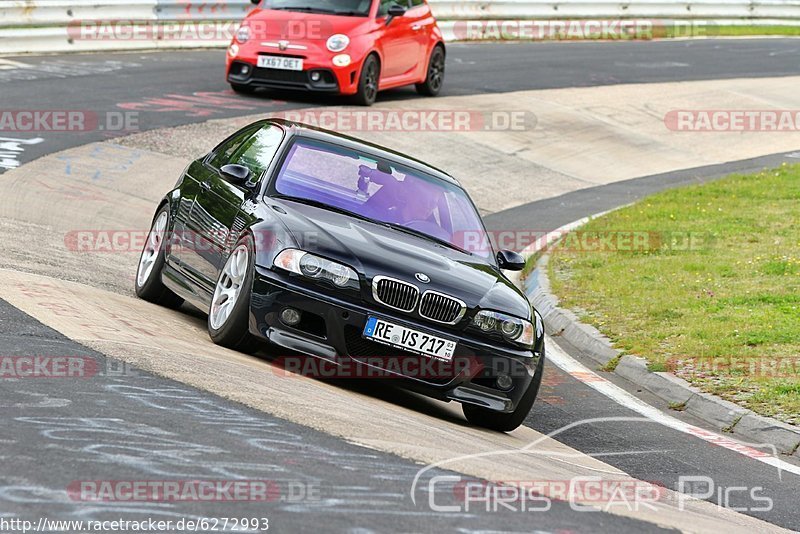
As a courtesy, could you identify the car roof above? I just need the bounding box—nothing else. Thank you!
[264,118,462,187]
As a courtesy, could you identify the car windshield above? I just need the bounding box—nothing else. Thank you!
[273,138,494,259]
[261,0,372,16]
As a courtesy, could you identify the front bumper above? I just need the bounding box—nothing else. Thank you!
[228,60,344,93]
[250,267,543,413]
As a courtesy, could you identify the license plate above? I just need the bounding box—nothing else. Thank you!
[257,55,303,71]
[363,317,456,362]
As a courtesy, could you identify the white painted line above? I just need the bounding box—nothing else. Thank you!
[517,206,630,259]
[0,59,31,70]
[546,338,800,477]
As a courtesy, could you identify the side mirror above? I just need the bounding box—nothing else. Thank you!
[220,164,252,186]
[497,250,526,272]
[250,0,260,5]
[386,4,407,25]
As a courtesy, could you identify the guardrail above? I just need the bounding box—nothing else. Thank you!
[1,0,799,55]
[431,0,800,19]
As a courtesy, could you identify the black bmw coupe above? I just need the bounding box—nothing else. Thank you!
[136,119,545,431]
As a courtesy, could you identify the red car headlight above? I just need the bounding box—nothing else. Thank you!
[235,25,251,44]
[326,34,350,52]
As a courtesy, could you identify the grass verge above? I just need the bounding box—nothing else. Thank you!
[546,163,800,425]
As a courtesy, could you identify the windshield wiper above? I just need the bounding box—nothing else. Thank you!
[382,222,473,256]
[270,6,337,13]
[332,10,365,16]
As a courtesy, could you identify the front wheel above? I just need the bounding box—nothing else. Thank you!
[415,45,445,97]
[208,234,261,353]
[354,55,380,106]
[462,353,544,432]
[135,206,183,309]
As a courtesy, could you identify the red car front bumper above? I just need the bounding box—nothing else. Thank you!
[226,41,365,96]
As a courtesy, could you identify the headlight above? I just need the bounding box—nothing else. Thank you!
[235,25,251,44]
[273,249,358,289]
[473,310,535,347]
[326,34,350,52]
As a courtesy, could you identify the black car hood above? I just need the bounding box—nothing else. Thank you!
[269,199,531,320]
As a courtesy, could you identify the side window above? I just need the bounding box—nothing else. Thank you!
[409,0,424,6]
[208,125,260,169]
[229,125,284,179]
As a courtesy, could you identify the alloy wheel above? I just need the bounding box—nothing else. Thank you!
[137,211,168,288]
[429,49,445,92]
[210,244,250,330]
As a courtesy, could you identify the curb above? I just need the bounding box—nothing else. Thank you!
[526,248,800,458]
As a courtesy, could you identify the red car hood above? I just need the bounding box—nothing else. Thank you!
[244,8,373,42]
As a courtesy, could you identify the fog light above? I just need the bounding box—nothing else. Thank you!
[241,65,250,75]
[333,54,351,67]
[496,374,513,391]
[280,308,302,326]
[310,71,321,82]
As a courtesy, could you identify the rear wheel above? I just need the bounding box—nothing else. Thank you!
[415,45,445,97]
[208,234,261,353]
[354,55,380,106]
[135,206,183,309]
[462,353,544,432]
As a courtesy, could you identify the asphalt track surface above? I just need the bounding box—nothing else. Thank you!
[3,38,800,168]
[2,39,800,531]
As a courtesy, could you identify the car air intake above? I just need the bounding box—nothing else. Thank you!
[419,291,466,324]
[373,277,419,312]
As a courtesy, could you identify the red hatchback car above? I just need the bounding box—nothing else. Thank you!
[226,0,446,105]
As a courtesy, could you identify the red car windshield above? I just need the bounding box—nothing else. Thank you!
[261,0,372,16]
[273,138,493,259]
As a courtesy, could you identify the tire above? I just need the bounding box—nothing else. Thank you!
[415,45,445,97]
[354,54,380,106]
[231,83,256,95]
[208,234,261,353]
[462,352,545,432]
[135,205,184,309]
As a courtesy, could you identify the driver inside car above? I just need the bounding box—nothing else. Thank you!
[361,167,451,241]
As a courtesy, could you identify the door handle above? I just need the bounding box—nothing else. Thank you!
[200,182,211,191]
